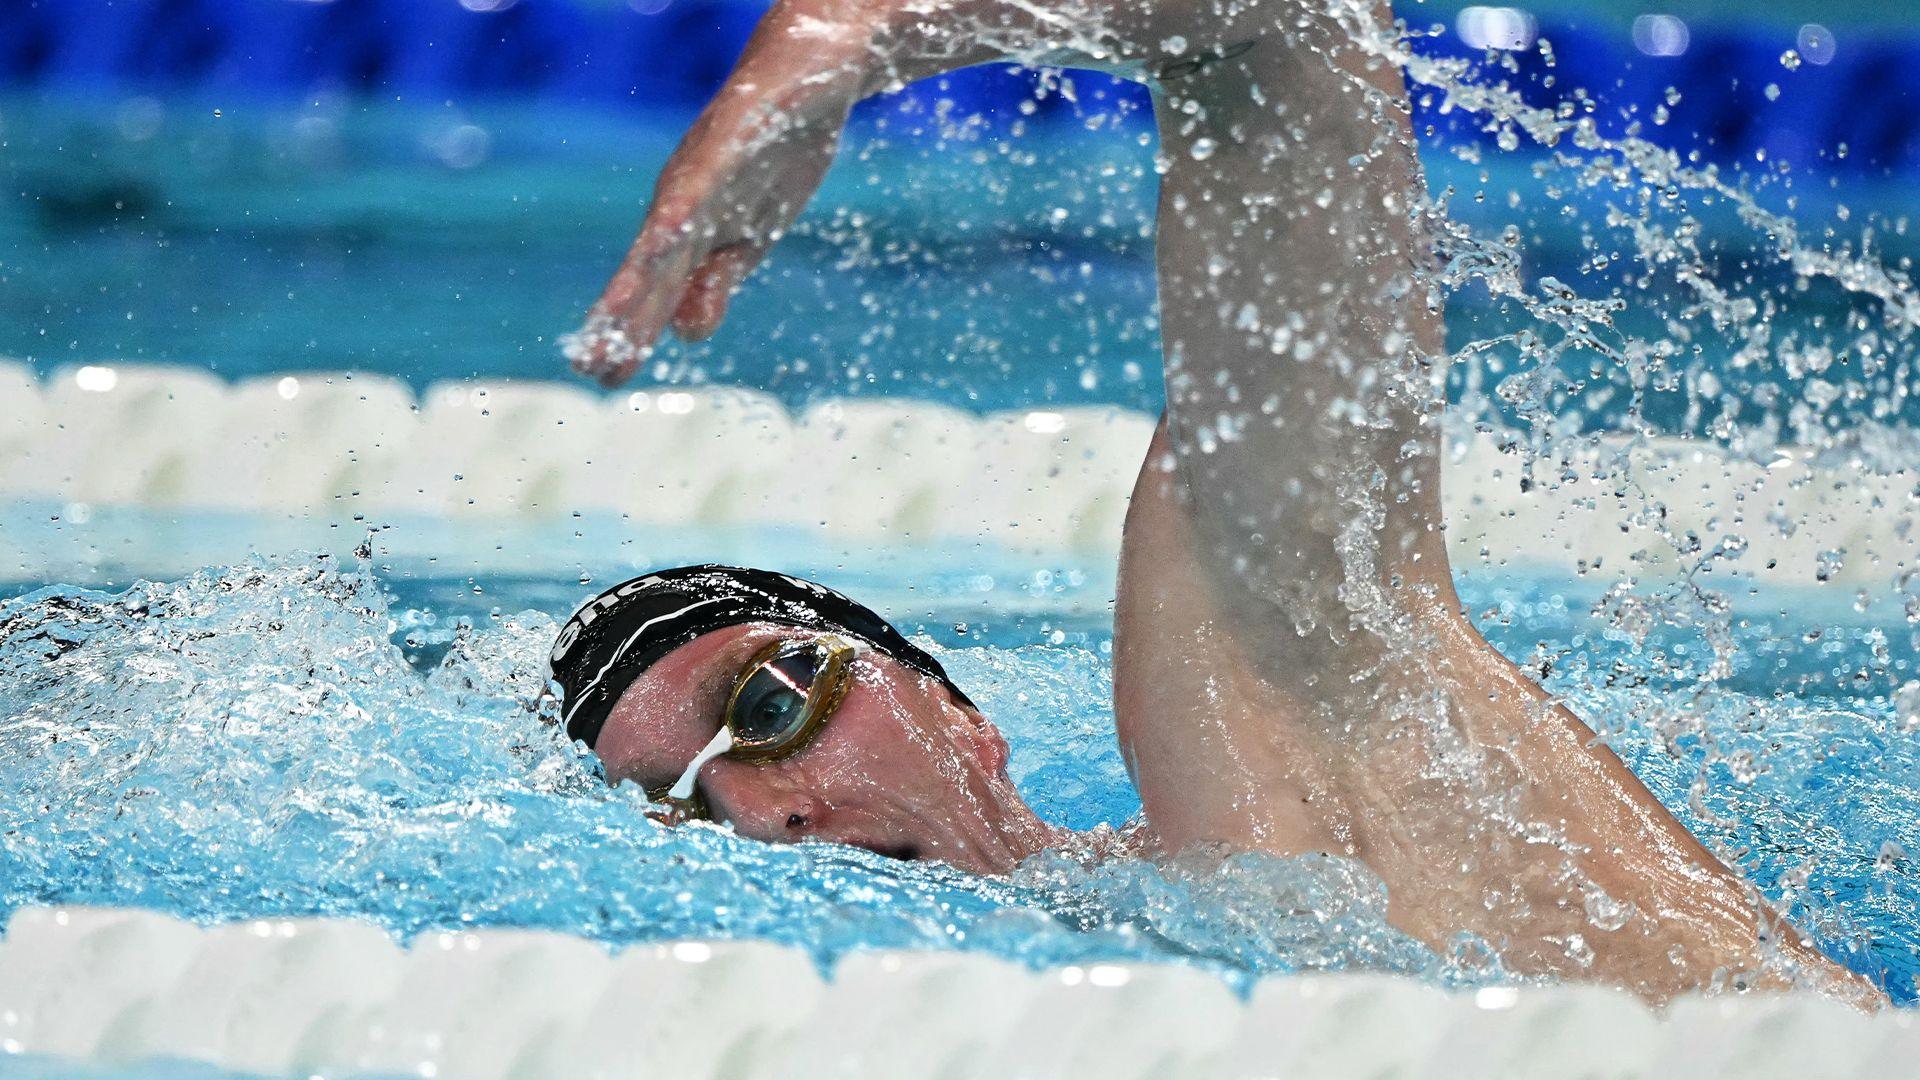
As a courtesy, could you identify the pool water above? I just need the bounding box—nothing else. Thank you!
[1,536,1915,1003]
[0,95,1166,412]
[5,94,1914,435]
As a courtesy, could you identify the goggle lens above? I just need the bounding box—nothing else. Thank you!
[729,647,825,748]
[649,635,859,824]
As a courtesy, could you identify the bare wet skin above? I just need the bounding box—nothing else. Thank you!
[594,623,1066,876]
[1119,422,1876,1004]
[571,0,1893,1006]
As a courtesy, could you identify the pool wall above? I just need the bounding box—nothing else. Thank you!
[3,904,1916,1079]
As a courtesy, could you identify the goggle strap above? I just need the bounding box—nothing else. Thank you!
[668,725,735,802]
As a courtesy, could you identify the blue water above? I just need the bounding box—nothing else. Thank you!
[4,94,1916,435]
[0,96,1166,412]
[0,553,1425,981]
[1,545,1915,1004]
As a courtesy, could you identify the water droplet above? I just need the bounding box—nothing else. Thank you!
[1583,887,1635,931]
[1796,24,1837,65]
[1896,681,1920,734]
[1816,550,1844,582]
[1189,137,1218,161]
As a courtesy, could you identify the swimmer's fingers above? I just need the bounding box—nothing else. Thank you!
[671,244,763,342]
[575,116,789,381]
[570,0,870,384]
[584,233,702,387]
[582,114,839,380]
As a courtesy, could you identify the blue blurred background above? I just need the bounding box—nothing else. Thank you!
[1,0,1915,413]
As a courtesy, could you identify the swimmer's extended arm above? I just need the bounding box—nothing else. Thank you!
[570,0,1272,385]
[576,0,1885,1003]
[576,0,1434,638]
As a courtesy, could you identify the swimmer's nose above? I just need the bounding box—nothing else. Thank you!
[702,767,823,840]
[734,798,825,841]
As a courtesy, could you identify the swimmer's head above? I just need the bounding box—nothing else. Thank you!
[548,566,1055,874]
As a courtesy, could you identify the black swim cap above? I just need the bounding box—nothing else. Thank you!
[547,565,973,748]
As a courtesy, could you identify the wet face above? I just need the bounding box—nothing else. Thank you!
[592,623,1053,874]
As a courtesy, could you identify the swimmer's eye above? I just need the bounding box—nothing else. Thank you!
[651,636,859,828]
[723,638,856,763]
[732,655,810,743]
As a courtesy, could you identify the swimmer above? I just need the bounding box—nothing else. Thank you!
[561,0,1882,1005]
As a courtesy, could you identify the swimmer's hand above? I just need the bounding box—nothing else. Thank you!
[567,0,1211,386]
[569,2,882,386]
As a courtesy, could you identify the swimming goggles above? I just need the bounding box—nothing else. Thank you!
[647,634,863,824]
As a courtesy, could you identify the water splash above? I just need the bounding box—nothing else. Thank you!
[0,555,1445,987]
[2,551,1913,993]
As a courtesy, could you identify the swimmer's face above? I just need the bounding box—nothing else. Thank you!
[593,623,1048,875]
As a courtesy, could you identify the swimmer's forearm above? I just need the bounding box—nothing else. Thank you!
[1139,0,1449,625]
[857,0,1445,626]
[575,0,1389,384]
